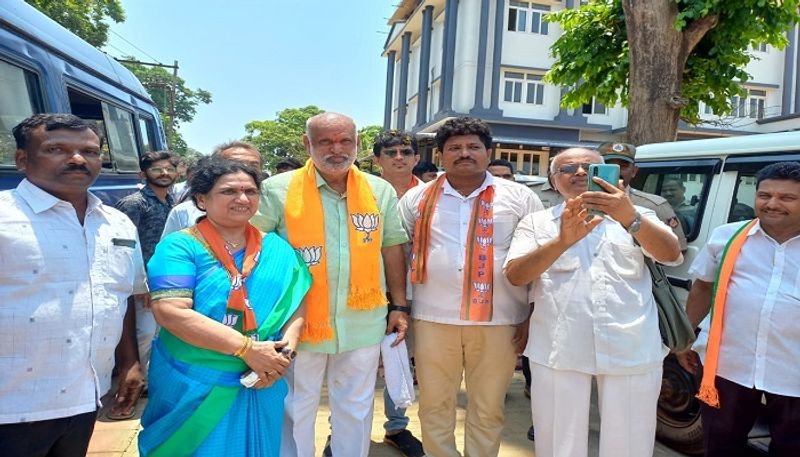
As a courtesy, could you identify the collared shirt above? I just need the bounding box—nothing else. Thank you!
[161,200,206,239]
[0,179,147,424]
[399,173,543,326]
[506,204,678,374]
[115,185,174,263]
[689,220,800,397]
[252,168,409,354]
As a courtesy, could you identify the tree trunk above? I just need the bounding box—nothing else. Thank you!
[622,0,685,145]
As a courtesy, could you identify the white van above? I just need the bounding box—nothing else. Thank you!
[632,131,800,455]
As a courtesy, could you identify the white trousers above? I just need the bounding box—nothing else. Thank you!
[530,363,663,457]
[135,296,157,381]
[280,344,381,457]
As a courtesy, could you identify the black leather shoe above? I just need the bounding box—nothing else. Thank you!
[384,429,425,457]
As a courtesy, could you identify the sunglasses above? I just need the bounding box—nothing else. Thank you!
[380,148,416,158]
[555,163,592,175]
[149,166,177,174]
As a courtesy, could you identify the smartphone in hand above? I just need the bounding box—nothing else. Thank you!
[587,164,620,216]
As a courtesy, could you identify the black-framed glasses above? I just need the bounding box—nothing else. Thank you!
[380,148,416,158]
[555,163,592,175]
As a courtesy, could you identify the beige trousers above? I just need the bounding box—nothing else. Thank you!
[414,320,517,457]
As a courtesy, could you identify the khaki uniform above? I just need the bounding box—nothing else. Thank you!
[529,182,687,251]
[629,188,688,251]
[529,181,564,209]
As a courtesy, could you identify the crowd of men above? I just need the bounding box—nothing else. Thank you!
[0,111,798,457]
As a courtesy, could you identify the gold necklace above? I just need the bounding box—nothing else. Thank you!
[224,238,245,254]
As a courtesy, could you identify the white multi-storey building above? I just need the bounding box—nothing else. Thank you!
[382,0,800,175]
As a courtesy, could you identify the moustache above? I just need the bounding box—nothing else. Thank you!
[61,165,90,174]
[454,158,476,164]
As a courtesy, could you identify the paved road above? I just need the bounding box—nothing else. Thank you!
[88,371,689,456]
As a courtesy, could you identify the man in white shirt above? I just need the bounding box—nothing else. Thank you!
[504,147,682,457]
[0,114,147,457]
[399,117,542,457]
[677,162,800,457]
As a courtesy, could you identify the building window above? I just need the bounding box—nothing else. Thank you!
[730,89,767,119]
[508,2,550,35]
[503,71,545,105]
[752,42,768,53]
[582,97,606,115]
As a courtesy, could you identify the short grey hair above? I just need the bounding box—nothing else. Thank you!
[211,140,259,157]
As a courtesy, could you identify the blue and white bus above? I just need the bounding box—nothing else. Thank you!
[0,0,166,204]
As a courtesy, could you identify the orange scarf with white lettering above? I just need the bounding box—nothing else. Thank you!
[696,218,758,408]
[285,160,385,343]
[195,218,262,338]
[410,175,494,321]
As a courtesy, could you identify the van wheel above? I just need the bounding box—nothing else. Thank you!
[656,354,704,455]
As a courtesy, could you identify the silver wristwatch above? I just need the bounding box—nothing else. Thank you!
[626,211,642,234]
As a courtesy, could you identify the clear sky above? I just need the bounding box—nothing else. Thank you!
[105,0,397,154]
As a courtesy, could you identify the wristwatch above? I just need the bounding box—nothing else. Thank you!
[626,211,642,234]
[387,304,410,314]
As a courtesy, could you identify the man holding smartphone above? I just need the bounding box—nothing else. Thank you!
[504,147,682,457]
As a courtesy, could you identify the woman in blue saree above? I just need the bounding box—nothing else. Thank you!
[138,158,310,457]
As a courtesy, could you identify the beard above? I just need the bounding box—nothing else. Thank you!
[147,176,176,188]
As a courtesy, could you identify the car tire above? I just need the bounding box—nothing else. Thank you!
[656,354,705,455]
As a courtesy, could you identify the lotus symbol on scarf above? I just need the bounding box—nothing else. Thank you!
[479,200,493,210]
[476,236,493,247]
[297,246,322,267]
[231,274,243,290]
[352,213,380,242]
[473,282,491,293]
[478,217,492,228]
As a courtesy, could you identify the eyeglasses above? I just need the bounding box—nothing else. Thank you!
[149,167,177,174]
[555,163,592,175]
[380,148,416,158]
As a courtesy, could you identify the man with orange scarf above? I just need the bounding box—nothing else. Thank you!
[398,117,542,456]
[252,112,410,457]
[677,162,800,457]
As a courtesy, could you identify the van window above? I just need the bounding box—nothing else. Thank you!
[632,159,719,241]
[102,103,139,172]
[0,60,43,166]
[68,88,140,172]
[138,116,156,153]
[729,173,758,222]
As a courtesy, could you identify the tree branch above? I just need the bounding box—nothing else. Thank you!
[680,14,719,65]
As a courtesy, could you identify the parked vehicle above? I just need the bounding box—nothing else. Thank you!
[0,0,165,203]
[632,131,800,455]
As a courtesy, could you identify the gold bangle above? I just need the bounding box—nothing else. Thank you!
[232,335,253,358]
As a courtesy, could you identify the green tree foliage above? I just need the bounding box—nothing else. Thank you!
[545,0,800,143]
[120,59,212,154]
[26,0,124,47]
[244,106,325,168]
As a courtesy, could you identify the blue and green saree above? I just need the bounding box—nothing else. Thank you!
[138,228,310,457]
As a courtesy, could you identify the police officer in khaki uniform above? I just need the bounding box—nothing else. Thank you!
[529,177,563,209]
[597,142,688,251]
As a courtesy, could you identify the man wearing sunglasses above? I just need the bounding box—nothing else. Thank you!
[505,147,682,457]
[373,129,422,198]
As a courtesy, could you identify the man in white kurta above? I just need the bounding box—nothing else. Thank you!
[504,147,682,457]
[399,116,542,457]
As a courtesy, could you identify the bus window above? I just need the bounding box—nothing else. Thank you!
[0,60,43,166]
[631,160,718,241]
[138,116,156,153]
[67,87,140,172]
[102,103,139,172]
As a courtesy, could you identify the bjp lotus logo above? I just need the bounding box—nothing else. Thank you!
[478,217,492,228]
[231,274,243,290]
[473,282,491,293]
[352,213,380,243]
[297,246,322,267]
[476,236,493,247]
